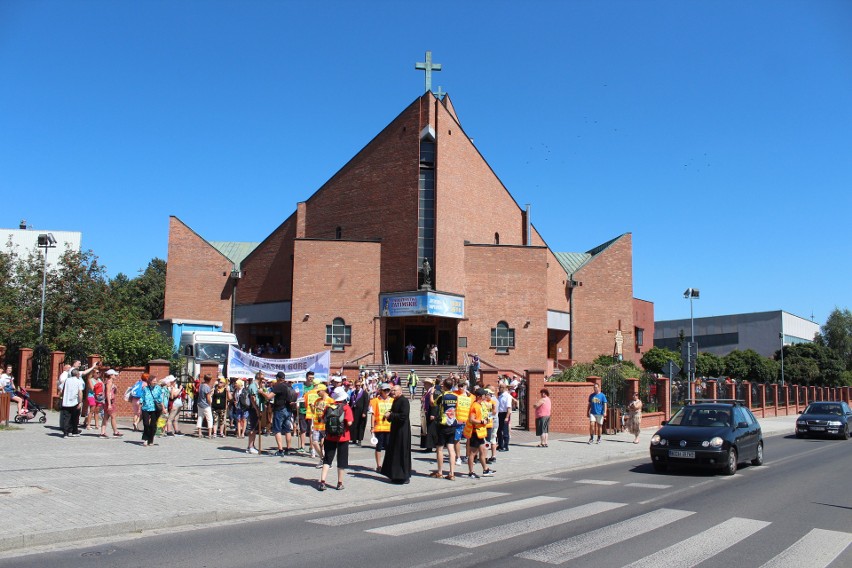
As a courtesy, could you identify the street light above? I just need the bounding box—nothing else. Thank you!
[683,288,700,395]
[779,331,785,386]
[37,233,57,340]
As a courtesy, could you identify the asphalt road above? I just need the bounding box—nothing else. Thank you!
[8,433,852,568]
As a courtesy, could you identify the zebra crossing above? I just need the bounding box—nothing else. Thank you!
[306,488,852,567]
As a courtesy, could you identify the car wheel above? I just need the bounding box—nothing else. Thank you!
[652,462,667,473]
[795,432,805,439]
[751,442,764,466]
[723,448,737,475]
[843,426,850,440]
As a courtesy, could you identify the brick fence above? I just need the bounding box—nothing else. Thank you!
[524,370,852,435]
[12,349,192,418]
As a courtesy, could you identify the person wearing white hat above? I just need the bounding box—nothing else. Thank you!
[318,387,353,491]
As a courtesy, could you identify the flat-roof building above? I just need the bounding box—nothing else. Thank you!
[654,310,819,358]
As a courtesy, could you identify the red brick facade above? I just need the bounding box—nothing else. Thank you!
[163,92,653,371]
[164,217,235,329]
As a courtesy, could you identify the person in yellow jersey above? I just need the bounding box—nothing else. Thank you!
[304,375,325,459]
[463,388,496,478]
[311,384,331,467]
[369,382,394,472]
[452,380,474,466]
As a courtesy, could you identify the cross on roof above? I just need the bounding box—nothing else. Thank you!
[415,51,442,93]
[434,86,446,99]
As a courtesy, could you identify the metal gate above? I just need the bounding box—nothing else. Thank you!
[29,344,52,390]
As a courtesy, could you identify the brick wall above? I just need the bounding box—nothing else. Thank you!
[299,99,421,294]
[164,216,235,328]
[290,239,382,367]
[238,214,297,305]
[633,297,655,359]
[461,244,548,372]
[570,234,636,364]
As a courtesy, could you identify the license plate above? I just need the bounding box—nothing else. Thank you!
[668,450,695,459]
[810,426,825,431]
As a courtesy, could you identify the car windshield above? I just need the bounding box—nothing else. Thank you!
[195,343,230,363]
[803,403,843,416]
[668,406,732,427]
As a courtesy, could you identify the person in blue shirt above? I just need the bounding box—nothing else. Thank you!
[587,382,608,445]
[139,374,164,447]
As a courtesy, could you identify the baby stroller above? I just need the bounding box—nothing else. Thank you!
[13,386,48,423]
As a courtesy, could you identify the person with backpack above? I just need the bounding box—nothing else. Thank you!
[429,377,459,480]
[318,387,353,491]
[270,371,297,456]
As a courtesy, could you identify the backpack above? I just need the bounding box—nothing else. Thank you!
[94,381,105,404]
[123,386,134,402]
[238,388,251,410]
[325,404,346,437]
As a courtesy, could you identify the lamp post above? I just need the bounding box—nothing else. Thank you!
[779,331,785,386]
[683,288,700,396]
[37,233,57,340]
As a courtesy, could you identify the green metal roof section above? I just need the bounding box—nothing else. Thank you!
[554,233,628,275]
[553,252,592,275]
[209,241,259,271]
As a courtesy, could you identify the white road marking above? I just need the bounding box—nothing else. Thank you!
[625,482,672,489]
[574,479,619,485]
[308,491,508,526]
[366,495,564,536]
[407,552,472,568]
[623,517,771,568]
[517,508,694,564]
[438,501,626,548]
[758,528,852,568]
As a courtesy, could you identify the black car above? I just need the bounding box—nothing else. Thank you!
[795,401,852,439]
[649,400,763,475]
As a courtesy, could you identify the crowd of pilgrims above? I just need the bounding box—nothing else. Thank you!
[118,368,523,491]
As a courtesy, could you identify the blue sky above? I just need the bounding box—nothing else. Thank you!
[2,1,850,325]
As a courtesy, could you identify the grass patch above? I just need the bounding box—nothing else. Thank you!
[0,423,22,431]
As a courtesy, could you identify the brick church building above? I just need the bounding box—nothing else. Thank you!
[164,89,654,375]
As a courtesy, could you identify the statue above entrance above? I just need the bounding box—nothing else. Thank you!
[420,258,432,290]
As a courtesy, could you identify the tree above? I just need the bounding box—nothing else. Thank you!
[640,347,681,374]
[723,349,778,383]
[0,241,170,367]
[696,352,724,378]
[818,308,852,371]
[780,342,847,386]
[100,318,173,367]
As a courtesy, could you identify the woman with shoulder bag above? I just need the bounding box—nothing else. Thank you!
[139,375,163,447]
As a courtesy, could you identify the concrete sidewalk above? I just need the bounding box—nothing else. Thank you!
[0,409,797,555]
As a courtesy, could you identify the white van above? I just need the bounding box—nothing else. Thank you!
[179,331,238,378]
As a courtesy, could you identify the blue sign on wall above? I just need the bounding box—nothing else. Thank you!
[379,291,465,319]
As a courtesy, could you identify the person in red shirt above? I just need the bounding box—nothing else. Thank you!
[319,387,353,491]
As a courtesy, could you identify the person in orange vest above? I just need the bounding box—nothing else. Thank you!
[463,388,496,478]
[370,382,394,472]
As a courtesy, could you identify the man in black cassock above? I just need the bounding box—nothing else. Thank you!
[381,384,412,484]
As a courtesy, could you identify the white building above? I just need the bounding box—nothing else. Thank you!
[654,310,820,358]
[1,220,82,268]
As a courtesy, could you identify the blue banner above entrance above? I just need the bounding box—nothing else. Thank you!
[380,291,465,319]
